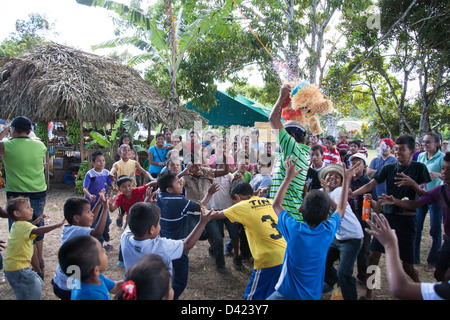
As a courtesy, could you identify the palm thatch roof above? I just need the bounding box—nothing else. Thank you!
[0,43,167,124]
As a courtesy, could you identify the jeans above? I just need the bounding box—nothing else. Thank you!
[188,215,225,269]
[415,203,442,266]
[324,238,362,300]
[172,253,189,300]
[5,268,44,300]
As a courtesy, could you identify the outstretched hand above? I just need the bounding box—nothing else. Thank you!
[365,212,397,248]
[284,156,304,181]
[378,194,395,205]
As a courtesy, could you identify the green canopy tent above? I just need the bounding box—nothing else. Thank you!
[186,90,273,126]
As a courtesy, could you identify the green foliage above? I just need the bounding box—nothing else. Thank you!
[66,119,81,146]
[75,161,91,194]
[0,13,52,58]
[35,122,49,147]
[89,114,123,162]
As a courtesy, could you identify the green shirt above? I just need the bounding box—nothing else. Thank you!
[3,137,47,193]
[233,170,252,183]
[417,151,444,190]
[269,129,310,221]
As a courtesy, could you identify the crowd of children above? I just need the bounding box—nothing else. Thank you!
[0,115,449,301]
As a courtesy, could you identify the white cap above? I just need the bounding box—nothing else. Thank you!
[349,152,367,166]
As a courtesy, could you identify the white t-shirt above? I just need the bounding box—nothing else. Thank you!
[120,227,184,275]
[328,187,364,240]
[52,225,93,291]
[421,282,449,300]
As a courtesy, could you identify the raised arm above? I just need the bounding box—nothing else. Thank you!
[269,84,291,132]
[90,191,109,238]
[199,182,220,207]
[336,162,362,218]
[272,156,303,215]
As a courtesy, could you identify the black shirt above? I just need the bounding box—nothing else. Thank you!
[372,161,431,214]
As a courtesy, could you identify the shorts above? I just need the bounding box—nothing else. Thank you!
[4,267,44,300]
[370,213,416,263]
[436,234,450,272]
[245,264,283,300]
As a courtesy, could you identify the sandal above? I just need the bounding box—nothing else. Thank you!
[103,244,114,251]
[116,218,123,228]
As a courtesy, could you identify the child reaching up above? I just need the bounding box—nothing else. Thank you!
[51,189,109,300]
[4,197,65,300]
[268,157,361,300]
[58,235,123,300]
[120,201,215,278]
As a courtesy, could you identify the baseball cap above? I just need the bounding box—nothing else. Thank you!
[284,121,306,137]
[349,152,367,166]
[379,138,394,147]
[11,116,32,133]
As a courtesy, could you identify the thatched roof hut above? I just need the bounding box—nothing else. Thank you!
[0,42,167,124]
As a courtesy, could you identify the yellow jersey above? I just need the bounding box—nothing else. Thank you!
[223,196,286,269]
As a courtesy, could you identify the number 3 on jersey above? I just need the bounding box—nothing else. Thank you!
[261,215,283,240]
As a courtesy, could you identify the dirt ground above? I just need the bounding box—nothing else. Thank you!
[0,183,437,301]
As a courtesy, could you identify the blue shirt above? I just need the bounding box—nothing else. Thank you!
[83,169,114,207]
[156,192,199,240]
[148,146,169,174]
[369,156,397,199]
[71,274,115,300]
[275,210,340,300]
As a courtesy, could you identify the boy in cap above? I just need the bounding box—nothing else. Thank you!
[268,84,310,222]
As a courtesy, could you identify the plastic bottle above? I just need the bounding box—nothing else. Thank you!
[362,198,371,221]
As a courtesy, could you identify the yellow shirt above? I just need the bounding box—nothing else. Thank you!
[116,159,137,187]
[4,221,37,271]
[223,197,287,269]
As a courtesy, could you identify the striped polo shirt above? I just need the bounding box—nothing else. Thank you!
[269,129,310,222]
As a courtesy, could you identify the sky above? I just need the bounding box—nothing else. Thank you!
[0,0,120,54]
[0,0,263,88]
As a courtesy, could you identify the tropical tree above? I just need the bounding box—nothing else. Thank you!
[76,0,233,129]
[0,13,53,58]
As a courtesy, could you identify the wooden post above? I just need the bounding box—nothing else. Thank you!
[79,120,85,161]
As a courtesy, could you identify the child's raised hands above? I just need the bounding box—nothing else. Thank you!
[284,156,303,181]
[145,188,157,204]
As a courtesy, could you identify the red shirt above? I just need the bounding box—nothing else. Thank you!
[337,141,349,151]
[323,147,340,165]
[114,185,148,214]
[359,147,368,157]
